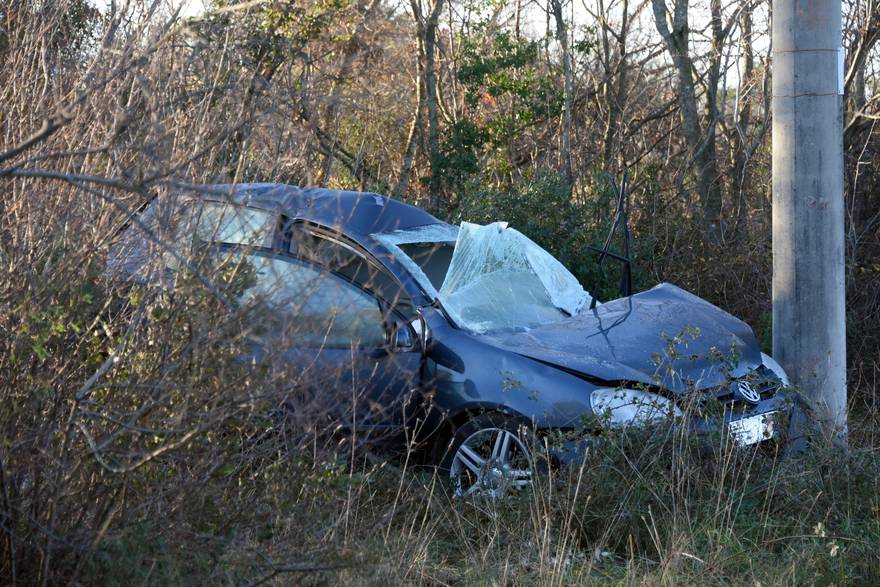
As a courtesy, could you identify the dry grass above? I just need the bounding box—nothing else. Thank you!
[2,2,880,585]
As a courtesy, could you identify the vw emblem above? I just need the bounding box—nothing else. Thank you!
[734,381,761,405]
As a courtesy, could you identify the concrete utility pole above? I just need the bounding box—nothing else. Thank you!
[772,0,847,443]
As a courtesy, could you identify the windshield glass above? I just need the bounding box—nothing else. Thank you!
[374,221,592,333]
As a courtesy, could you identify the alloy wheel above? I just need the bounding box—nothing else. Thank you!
[449,426,533,498]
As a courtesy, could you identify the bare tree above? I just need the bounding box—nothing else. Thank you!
[395,2,428,197]
[651,0,724,226]
[729,3,771,228]
[415,0,446,212]
[550,0,574,186]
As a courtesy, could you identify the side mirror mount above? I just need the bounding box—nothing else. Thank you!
[414,310,430,353]
[390,322,416,352]
[385,310,431,354]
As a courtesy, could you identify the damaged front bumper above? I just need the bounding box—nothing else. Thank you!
[545,390,796,468]
[689,390,795,447]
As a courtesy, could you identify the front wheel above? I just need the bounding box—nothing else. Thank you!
[440,415,535,498]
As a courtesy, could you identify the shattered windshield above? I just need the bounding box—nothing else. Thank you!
[374,222,592,333]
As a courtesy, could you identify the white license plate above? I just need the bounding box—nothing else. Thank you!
[728,411,777,446]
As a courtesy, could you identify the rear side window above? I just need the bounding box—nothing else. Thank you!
[190,203,276,247]
[107,197,278,283]
[166,202,277,272]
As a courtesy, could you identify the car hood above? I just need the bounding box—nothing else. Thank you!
[483,283,762,393]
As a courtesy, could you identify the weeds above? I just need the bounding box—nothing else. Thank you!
[2,203,879,585]
[1,1,879,585]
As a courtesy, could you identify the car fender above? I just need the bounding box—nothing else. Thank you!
[420,308,598,430]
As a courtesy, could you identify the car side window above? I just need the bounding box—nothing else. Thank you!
[164,202,277,272]
[191,203,276,247]
[232,252,387,348]
[289,226,415,318]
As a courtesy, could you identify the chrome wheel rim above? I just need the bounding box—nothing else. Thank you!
[450,427,533,497]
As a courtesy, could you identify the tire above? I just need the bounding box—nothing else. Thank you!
[438,414,538,498]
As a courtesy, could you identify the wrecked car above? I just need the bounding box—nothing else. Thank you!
[107,184,794,497]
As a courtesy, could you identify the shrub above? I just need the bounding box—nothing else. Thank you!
[455,169,650,301]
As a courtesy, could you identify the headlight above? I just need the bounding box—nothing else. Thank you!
[590,388,683,427]
[760,353,790,386]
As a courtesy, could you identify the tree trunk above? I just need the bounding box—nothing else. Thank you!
[731,6,754,223]
[853,58,865,111]
[550,0,573,187]
[651,0,723,225]
[423,0,445,213]
[394,37,424,197]
[599,0,629,172]
[319,0,381,185]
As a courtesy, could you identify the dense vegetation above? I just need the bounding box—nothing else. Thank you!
[1,0,879,583]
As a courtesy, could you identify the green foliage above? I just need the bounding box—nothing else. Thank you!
[432,120,488,191]
[200,0,351,73]
[433,31,563,191]
[457,32,541,104]
[455,170,649,301]
[8,252,108,378]
[572,25,598,56]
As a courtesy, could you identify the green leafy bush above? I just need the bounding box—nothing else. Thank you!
[455,170,649,302]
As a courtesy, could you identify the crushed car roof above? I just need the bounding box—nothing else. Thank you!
[179,183,444,236]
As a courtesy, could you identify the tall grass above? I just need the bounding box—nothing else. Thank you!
[2,2,880,585]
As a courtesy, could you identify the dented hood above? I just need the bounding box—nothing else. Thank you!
[484,283,762,393]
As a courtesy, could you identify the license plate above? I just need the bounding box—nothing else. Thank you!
[729,412,777,446]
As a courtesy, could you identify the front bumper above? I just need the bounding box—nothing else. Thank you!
[547,390,796,467]
[689,389,794,444]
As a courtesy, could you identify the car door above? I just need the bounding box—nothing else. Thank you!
[224,249,424,435]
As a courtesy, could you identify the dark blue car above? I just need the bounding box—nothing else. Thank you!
[109,184,793,497]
